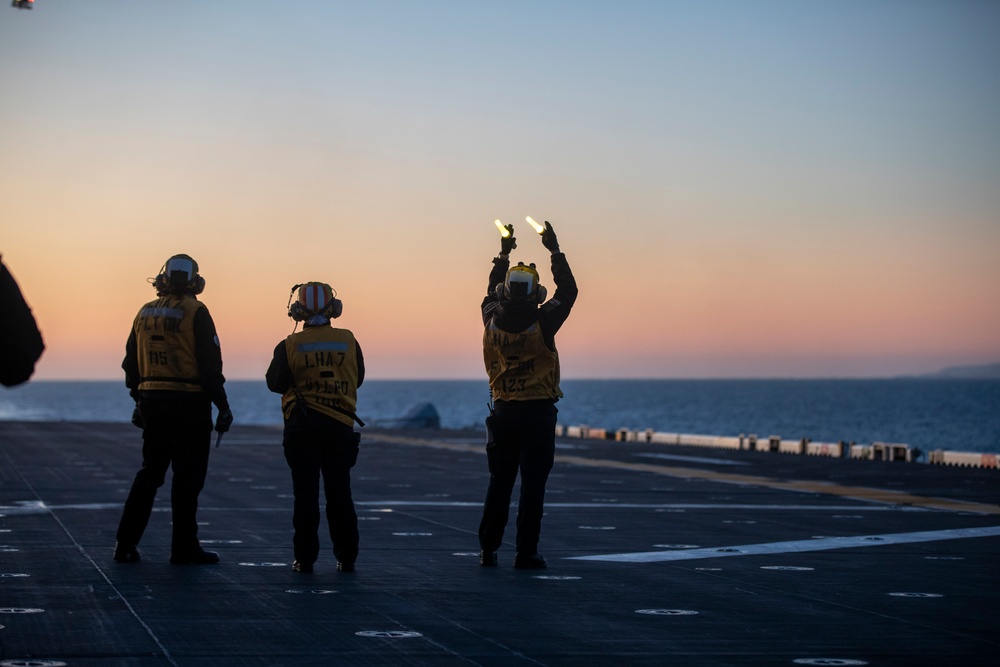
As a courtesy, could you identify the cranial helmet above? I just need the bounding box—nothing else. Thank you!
[497,262,547,303]
[153,254,205,295]
[288,282,343,321]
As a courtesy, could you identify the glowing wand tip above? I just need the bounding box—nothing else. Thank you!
[494,219,510,238]
[525,216,545,234]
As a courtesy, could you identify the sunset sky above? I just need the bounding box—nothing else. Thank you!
[2,1,998,380]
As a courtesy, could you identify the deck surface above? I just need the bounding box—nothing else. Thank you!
[1,420,998,666]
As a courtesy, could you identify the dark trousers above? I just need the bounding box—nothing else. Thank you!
[479,401,557,555]
[283,410,360,565]
[116,395,212,554]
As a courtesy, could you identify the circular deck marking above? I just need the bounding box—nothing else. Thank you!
[888,592,943,598]
[1,661,68,667]
[392,532,433,537]
[532,575,580,580]
[761,566,814,571]
[0,574,30,578]
[578,526,615,530]
[356,630,422,638]
[653,544,699,549]
[238,562,287,567]
[286,589,338,595]
[0,608,44,614]
[793,660,867,666]
[635,609,698,616]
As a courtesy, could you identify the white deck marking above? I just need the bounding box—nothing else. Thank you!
[0,500,939,514]
[568,525,1000,562]
[634,453,750,466]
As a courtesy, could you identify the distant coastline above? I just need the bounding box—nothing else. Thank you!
[923,363,1000,379]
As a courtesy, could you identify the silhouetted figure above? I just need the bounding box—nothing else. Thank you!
[0,256,44,387]
[114,254,232,565]
[266,282,365,574]
[479,220,577,569]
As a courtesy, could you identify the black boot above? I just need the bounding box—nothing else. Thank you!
[513,552,547,569]
[113,542,141,563]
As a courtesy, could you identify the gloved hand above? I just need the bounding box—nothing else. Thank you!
[541,220,560,253]
[130,407,144,429]
[215,407,233,433]
[500,224,516,255]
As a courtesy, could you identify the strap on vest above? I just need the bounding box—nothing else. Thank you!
[141,375,202,385]
[289,387,366,428]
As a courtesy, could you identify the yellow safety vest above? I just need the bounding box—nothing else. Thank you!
[135,295,205,393]
[282,326,359,426]
[483,320,562,401]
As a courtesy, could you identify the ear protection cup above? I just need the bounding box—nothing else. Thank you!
[287,299,343,321]
[328,298,343,318]
[191,275,205,295]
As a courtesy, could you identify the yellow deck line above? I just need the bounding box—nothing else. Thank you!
[370,433,1000,515]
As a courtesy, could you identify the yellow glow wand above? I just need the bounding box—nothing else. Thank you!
[494,219,511,237]
[525,216,545,234]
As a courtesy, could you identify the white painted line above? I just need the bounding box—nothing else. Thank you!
[349,502,932,511]
[0,500,938,513]
[568,525,1000,562]
[635,453,750,466]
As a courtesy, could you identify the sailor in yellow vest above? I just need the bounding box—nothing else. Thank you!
[266,282,365,573]
[479,221,577,569]
[115,254,233,565]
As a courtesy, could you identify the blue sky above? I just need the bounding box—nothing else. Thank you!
[2,1,998,378]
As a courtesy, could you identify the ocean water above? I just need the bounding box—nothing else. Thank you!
[1,379,998,454]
